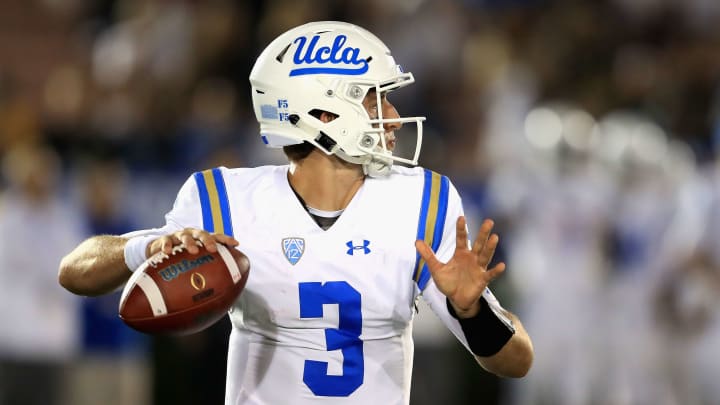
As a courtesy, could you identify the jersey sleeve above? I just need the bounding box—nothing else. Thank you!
[122,173,204,239]
[412,172,462,289]
[417,178,512,355]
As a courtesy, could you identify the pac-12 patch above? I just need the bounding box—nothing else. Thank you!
[282,237,305,265]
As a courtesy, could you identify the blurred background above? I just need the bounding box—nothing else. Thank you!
[0,0,719,404]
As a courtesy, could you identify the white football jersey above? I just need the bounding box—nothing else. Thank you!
[131,165,509,405]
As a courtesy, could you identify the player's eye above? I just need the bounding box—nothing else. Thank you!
[367,104,378,118]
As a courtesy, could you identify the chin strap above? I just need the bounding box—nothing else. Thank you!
[335,149,393,178]
[362,156,392,178]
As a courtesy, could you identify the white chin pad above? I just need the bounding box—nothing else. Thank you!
[367,117,424,168]
[363,156,393,178]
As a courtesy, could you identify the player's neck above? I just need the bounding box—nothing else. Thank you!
[288,151,364,211]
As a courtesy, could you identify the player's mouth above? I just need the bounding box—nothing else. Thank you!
[385,134,396,151]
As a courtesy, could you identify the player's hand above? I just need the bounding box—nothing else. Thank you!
[415,216,506,318]
[146,228,239,257]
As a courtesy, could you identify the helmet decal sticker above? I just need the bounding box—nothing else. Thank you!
[259,99,289,121]
[260,104,278,120]
[290,35,369,77]
[277,99,290,122]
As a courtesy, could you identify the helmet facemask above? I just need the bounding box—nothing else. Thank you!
[331,74,425,177]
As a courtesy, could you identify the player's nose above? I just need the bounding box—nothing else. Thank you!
[383,100,402,131]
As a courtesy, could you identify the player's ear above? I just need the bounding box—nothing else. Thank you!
[319,111,338,123]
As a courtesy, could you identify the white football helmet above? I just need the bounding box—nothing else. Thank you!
[249,21,425,177]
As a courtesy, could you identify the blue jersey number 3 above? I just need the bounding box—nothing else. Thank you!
[298,281,363,397]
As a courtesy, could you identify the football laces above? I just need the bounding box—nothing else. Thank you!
[147,240,205,268]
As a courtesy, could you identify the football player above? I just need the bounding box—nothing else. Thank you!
[59,21,533,404]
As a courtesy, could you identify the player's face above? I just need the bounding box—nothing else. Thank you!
[362,90,401,151]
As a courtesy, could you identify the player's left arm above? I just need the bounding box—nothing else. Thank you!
[471,304,533,377]
[416,216,534,378]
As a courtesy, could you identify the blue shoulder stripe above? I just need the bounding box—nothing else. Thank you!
[433,176,450,251]
[193,168,234,236]
[413,169,450,290]
[194,171,213,232]
[211,168,234,237]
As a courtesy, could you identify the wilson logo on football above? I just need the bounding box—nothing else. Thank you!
[158,255,215,282]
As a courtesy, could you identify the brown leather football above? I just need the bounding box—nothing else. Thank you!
[118,243,249,335]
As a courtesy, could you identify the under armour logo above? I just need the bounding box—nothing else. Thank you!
[346,240,371,255]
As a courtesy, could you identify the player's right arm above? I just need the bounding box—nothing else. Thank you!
[58,230,238,297]
[58,235,131,297]
[59,170,238,297]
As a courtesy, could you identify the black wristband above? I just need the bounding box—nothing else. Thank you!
[446,296,515,357]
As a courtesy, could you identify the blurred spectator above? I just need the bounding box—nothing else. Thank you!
[0,76,42,153]
[0,143,85,405]
[650,149,720,404]
[653,251,720,405]
[65,159,151,405]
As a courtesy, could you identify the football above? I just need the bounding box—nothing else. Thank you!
[118,242,250,335]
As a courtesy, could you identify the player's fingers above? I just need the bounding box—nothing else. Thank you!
[197,231,237,253]
[471,219,494,254]
[195,233,215,252]
[455,216,469,251]
[213,233,240,247]
[477,233,499,268]
[147,237,166,256]
[157,235,180,255]
[484,262,506,282]
[177,230,200,254]
[415,240,444,273]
